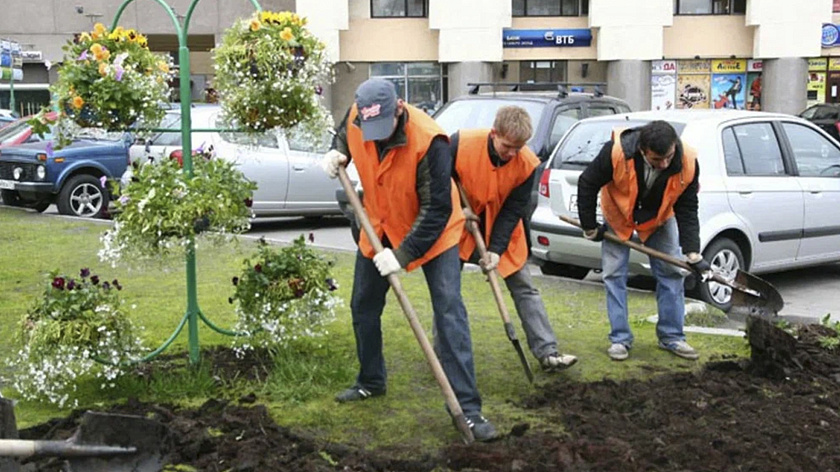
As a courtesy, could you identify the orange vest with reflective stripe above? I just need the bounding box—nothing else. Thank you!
[455,129,540,278]
[600,128,697,242]
[347,103,465,271]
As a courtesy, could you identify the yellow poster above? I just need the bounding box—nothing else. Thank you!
[677,60,711,75]
[677,74,711,109]
[711,59,747,73]
[829,58,840,71]
[807,71,826,106]
[808,58,828,71]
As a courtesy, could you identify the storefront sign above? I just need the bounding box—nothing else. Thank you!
[677,60,710,74]
[20,50,42,61]
[711,59,746,73]
[502,29,592,48]
[822,23,840,48]
[651,60,676,74]
[830,58,840,71]
[747,60,763,72]
[809,58,828,71]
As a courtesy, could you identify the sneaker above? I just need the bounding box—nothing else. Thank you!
[334,385,386,403]
[464,414,498,442]
[540,353,578,372]
[607,343,629,361]
[659,340,699,360]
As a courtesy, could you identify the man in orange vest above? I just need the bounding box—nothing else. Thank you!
[452,106,578,372]
[577,120,711,361]
[322,79,497,441]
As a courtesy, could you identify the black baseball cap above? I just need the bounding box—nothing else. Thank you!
[355,79,398,141]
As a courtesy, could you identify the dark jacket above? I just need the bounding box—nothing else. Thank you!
[450,131,536,255]
[577,128,701,254]
[332,108,452,267]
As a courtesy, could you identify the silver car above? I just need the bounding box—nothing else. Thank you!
[529,110,840,310]
[129,106,343,218]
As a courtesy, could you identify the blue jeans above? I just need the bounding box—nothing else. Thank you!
[601,217,687,347]
[350,245,482,416]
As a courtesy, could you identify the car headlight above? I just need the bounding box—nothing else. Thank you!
[36,165,46,180]
[13,167,22,180]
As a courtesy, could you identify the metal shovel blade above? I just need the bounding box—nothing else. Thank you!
[726,269,784,320]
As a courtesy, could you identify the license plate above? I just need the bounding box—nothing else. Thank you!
[0,180,14,190]
[569,194,602,217]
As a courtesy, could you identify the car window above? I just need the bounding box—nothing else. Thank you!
[0,119,31,142]
[800,106,819,120]
[721,127,745,175]
[730,123,786,176]
[588,106,618,117]
[782,122,840,177]
[551,119,685,169]
[286,127,331,153]
[812,106,840,121]
[215,115,277,147]
[433,99,545,143]
[152,113,183,146]
[548,107,581,151]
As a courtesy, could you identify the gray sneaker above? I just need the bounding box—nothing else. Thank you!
[334,385,386,403]
[607,343,629,361]
[659,340,699,360]
[540,353,578,372]
[465,414,498,442]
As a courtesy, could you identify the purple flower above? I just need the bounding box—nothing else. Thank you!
[67,279,77,290]
[232,276,239,286]
[112,279,122,290]
[45,141,54,158]
[119,194,130,205]
[78,50,88,61]
[254,264,262,273]
[80,267,90,278]
[52,277,66,290]
[99,176,107,188]
[308,232,315,243]
[294,288,305,298]
[326,278,338,291]
[102,281,111,290]
[91,275,100,285]
[195,143,204,154]
[244,197,253,208]
[315,85,323,96]
[114,65,124,82]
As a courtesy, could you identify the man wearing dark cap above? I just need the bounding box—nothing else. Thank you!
[322,79,497,441]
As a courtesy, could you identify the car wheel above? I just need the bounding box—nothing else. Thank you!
[692,237,745,311]
[57,174,109,218]
[1,189,23,207]
[539,261,590,280]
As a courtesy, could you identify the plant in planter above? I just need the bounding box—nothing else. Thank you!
[213,11,333,137]
[99,145,257,264]
[29,23,172,147]
[229,236,340,354]
[9,268,145,408]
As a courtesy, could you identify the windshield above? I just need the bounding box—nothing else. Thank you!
[551,119,686,168]
[433,99,546,142]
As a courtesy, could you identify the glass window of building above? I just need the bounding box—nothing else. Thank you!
[371,0,426,18]
[674,0,745,14]
[512,0,585,16]
[835,0,840,12]
[520,61,567,83]
[370,62,446,114]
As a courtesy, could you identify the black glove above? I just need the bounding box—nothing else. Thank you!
[583,224,607,242]
[687,256,713,282]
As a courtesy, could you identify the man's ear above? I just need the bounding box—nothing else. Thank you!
[396,99,405,116]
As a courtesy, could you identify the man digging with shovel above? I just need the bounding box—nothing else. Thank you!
[322,79,498,442]
[576,120,712,361]
[451,106,577,373]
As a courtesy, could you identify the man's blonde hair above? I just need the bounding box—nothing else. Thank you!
[493,105,533,143]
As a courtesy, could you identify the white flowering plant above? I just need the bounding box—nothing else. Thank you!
[29,23,172,148]
[229,236,340,353]
[10,269,145,408]
[213,11,333,135]
[100,146,257,264]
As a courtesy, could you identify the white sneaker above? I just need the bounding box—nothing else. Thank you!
[659,340,699,360]
[540,353,578,372]
[607,343,629,361]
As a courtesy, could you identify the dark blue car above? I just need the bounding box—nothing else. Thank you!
[0,131,131,218]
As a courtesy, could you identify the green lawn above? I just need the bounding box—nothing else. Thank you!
[0,208,749,453]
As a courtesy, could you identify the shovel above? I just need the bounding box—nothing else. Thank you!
[557,215,784,319]
[456,182,534,383]
[0,398,172,472]
[337,166,475,445]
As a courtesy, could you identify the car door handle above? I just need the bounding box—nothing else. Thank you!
[809,191,822,194]
[738,191,753,196]
[292,165,306,171]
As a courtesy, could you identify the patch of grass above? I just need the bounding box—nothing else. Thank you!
[0,208,749,454]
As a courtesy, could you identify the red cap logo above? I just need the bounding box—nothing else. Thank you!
[360,103,381,121]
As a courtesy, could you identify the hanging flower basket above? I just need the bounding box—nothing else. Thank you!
[36,23,172,138]
[100,146,258,264]
[213,11,333,134]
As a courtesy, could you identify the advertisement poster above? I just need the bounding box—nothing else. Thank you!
[677,59,710,75]
[711,59,747,74]
[651,74,676,110]
[808,72,827,107]
[746,72,762,111]
[676,74,710,109]
[711,73,747,109]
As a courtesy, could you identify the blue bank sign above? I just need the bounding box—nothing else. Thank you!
[502,29,592,48]
[822,23,840,48]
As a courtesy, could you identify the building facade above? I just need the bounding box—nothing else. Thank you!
[1,0,839,119]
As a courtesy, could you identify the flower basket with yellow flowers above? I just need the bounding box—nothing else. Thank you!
[213,11,333,136]
[30,23,173,144]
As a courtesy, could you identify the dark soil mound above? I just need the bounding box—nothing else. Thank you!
[17,318,840,472]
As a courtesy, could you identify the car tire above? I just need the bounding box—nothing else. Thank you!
[539,261,590,280]
[1,190,23,207]
[691,237,745,312]
[57,174,109,218]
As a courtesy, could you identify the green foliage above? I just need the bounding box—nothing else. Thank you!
[10,268,144,408]
[230,237,340,351]
[101,149,257,263]
[213,11,333,134]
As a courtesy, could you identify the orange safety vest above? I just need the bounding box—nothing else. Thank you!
[600,127,697,243]
[455,129,540,278]
[346,103,465,272]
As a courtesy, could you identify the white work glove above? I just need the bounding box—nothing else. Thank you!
[479,251,500,273]
[321,149,348,179]
[373,248,401,277]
